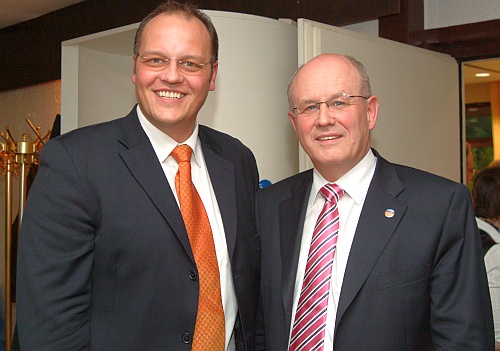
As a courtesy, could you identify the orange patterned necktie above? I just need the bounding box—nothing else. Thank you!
[171,144,225,351]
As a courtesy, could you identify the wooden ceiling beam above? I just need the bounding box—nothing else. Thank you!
[420,19,500,60]
[1,0,498,92]
[330,0,399,26]
[378,0,499,61]
[379,0,423,46]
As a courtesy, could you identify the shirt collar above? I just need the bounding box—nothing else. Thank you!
[136,105,202,167]
[311,149,377,206]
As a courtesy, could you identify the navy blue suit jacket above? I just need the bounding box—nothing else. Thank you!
[17,107,260,350]
[256,150,493,351]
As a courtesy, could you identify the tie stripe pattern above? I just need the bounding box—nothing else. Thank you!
[171,144,225,351]
[289,183,343,351]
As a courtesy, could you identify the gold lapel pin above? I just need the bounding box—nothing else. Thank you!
[385,208,395,218]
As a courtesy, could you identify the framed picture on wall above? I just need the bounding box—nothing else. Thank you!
[466,102,493,170]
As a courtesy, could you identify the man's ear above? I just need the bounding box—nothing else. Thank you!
[209,61,219,91]
[366,95,379,130]
[288,111,299,135]
[132,55,138,84]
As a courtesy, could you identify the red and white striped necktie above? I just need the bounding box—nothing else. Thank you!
[289,183,344,351]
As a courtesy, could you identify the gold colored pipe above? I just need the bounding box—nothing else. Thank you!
[16,137,34,224]
[25,119,45,146]
[2,126,40,351]
[4,141,14,351]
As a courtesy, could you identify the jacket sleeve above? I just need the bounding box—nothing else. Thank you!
[430,183,495,350]
[16,138,95,351]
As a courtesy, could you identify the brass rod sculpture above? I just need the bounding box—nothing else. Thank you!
[16,136,35,224]
[1,120,43,351]
[25,119,45,146]
[4,140,14,351]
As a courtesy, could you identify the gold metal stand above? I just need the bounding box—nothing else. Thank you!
[1,121,46,351]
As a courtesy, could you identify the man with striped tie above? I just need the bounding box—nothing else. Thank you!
[255,53,493,351]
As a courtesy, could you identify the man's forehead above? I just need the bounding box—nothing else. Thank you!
[293,69,356,97]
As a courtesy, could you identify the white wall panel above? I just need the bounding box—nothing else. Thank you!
[62,11,299,183]
[299,19,460,181]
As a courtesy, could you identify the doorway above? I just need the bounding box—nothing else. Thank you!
[463,58,500,186]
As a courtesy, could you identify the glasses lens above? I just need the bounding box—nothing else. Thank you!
[327,93,350,111]
[140,56,167,70]
[178,60,207,74]
[140,55,209,75]
[295,103,319,116]
[295,93,366,115]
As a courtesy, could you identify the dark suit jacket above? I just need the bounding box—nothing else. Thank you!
[16,107,260,351]
[255,150,494,351]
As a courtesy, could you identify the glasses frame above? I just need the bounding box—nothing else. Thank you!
[137,54,212,75]
[292,92,370,116]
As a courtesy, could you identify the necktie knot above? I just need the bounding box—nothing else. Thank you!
[171,144,193,164]
[320,183,344,203]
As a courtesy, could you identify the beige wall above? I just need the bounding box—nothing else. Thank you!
[465,82,492,104]
[0,80,60,303]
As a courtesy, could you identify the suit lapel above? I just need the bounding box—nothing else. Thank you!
[203,145,237,259]
[335,153,407,328]
[198,127,237,260]
[117,109,195,262]
[280,171,313,332]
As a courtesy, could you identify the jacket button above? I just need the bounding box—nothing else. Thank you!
[182,333,193,344]
[189,270,198,280]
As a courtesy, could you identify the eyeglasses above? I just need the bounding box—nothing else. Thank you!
[292,92,370,116]
[137,55,212,75]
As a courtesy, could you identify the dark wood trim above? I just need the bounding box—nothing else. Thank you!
[379,0,499,61]
[468,138,494,149]
[1,0,497,92]
[420,19,500,60]
[331,0,399,27]
[379,0,423,46]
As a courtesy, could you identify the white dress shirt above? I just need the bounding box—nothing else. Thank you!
[485,244,500,343]
[477,217,500,343]
[137,106,237,351]
[289,149,377,350]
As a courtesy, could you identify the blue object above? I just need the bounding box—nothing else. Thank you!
[259,179,272,189]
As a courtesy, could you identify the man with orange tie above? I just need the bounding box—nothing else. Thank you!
[255,53,493,350]
[16,2,259,350]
